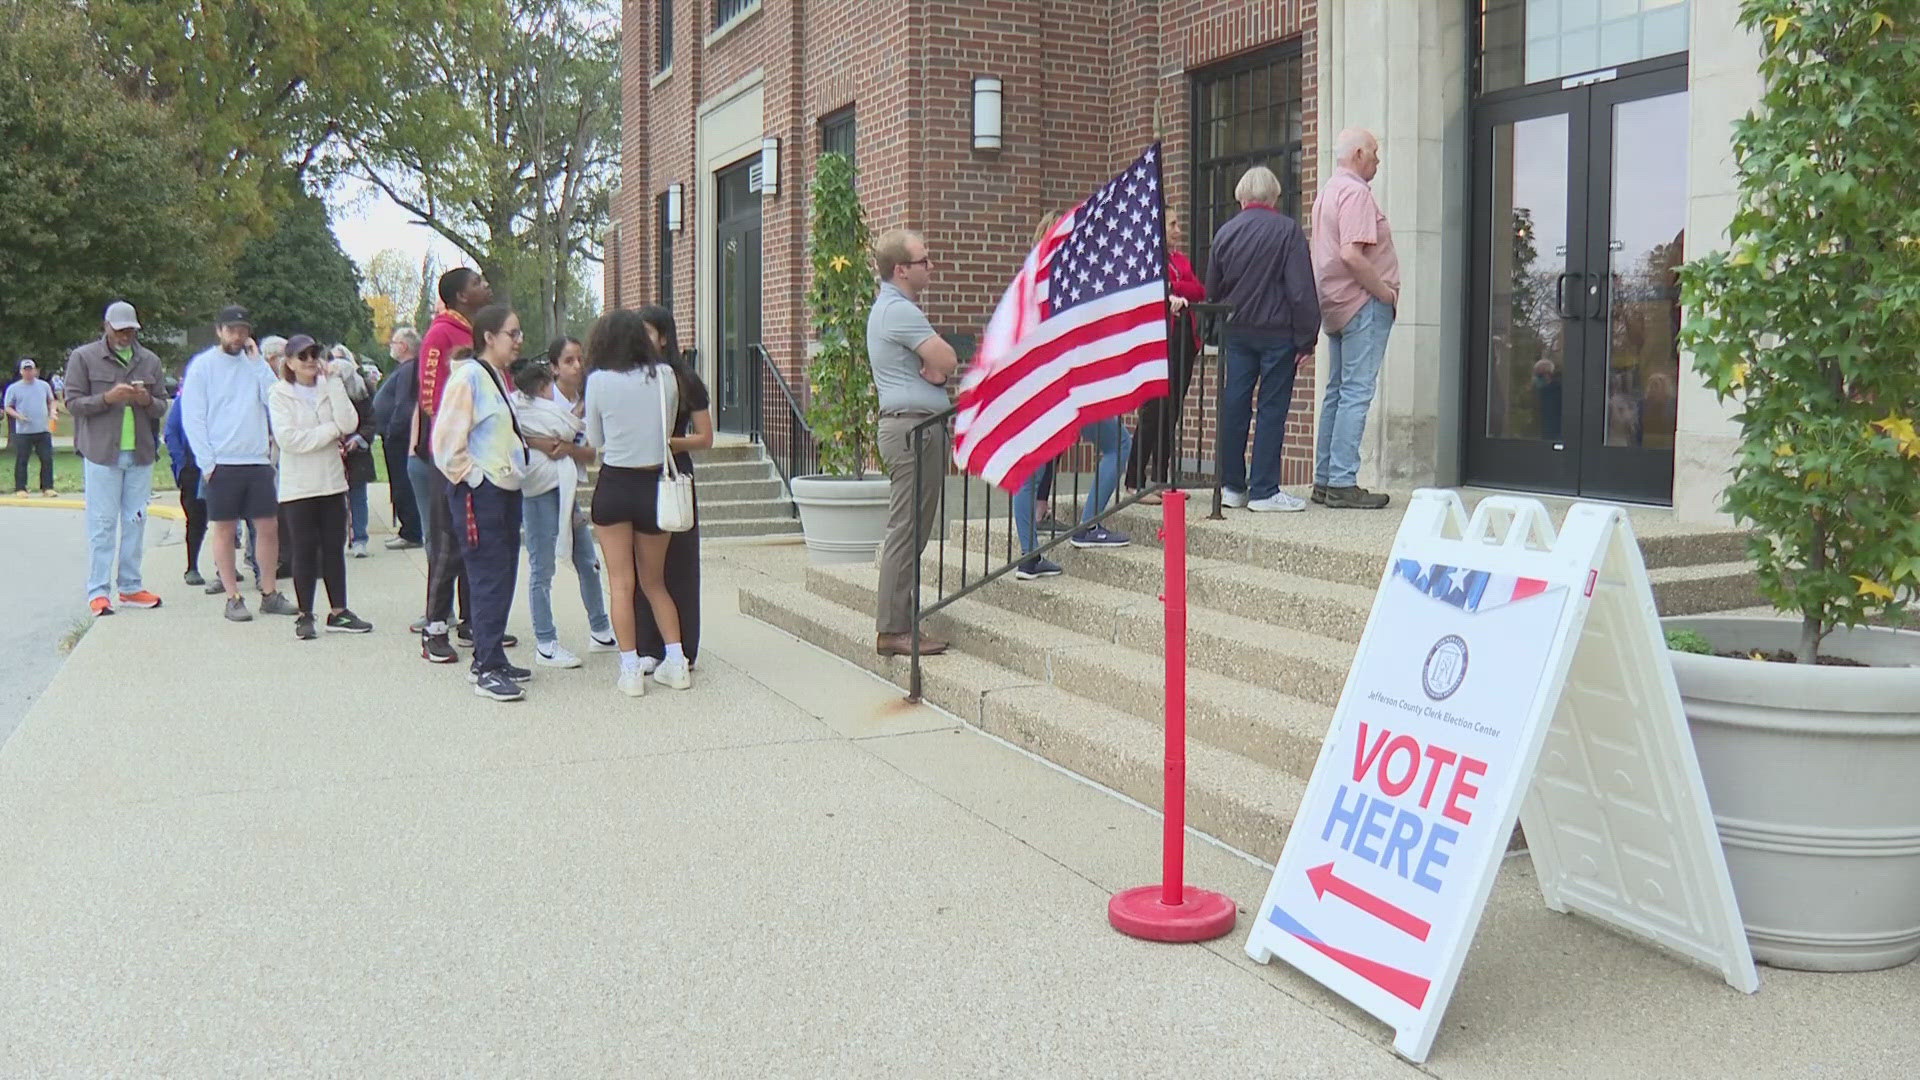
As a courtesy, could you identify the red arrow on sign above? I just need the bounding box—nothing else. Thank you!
[1307,862,1432,942]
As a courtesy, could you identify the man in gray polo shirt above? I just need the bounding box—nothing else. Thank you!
[868,228,958,657]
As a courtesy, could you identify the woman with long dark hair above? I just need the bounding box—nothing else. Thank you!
[585,309,701,696]
[431,303,530,702]
[632,305,711,669]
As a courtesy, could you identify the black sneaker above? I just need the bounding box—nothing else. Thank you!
[1311,485,1328,505]
[1323,485,1391,510]
[472,668,525,702]
[1069,524,1132,548]
[1037,514,1070,534]
[184,569,205,586]
[1015,555,1064,580]
[294,614,318,640]
[224,596,253,622]
[325,610,373,633]
[421,632,459,663]
[468,662,533,684]
[455,621,518,648]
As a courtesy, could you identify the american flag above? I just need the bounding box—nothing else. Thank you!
[953,144,1171,489]
[1394,560,1550,615]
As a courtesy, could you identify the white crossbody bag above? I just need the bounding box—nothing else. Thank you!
[654,372,696,533]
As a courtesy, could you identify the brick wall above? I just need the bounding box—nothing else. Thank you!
[619,0,1321,483]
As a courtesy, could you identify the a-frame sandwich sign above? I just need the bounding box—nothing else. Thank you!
[1245,491,1758,1063]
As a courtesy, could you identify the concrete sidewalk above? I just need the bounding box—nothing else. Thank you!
[1,494,1915,1076]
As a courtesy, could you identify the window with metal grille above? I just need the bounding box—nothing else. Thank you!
[819,107,856,169]
[656,192,674,308]
[1188,42,1305,279]
[657,0,673,72]
[714,0,753,30]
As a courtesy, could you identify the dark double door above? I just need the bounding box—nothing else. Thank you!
[714,156,763,434]
[1466,63,1688,503]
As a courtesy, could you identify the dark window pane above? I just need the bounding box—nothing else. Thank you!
[820,106,856,169]
[657,192,674,308]
[658,0,674,71]
[715,0,752,30]
[1188,40,1305,275]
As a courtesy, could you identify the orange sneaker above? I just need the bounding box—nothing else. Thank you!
[89,597,114,617]
[116,590,163,609]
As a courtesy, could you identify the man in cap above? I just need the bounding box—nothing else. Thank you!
[64,301,170,615]
[5,358,58,496]
[180,305,297,622]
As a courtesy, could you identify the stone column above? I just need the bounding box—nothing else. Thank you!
[1315,0,1470,492]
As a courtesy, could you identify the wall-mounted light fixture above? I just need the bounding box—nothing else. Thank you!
[665,183,684,233]
[760,136,781,197]
[972,76,1003,152]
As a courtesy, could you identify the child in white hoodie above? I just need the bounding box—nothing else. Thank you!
[508,358,613,668]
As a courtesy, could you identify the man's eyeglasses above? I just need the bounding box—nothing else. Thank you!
[903,257,933,268]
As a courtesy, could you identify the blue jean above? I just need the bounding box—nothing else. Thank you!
[521,486,611,646]
[83,451,153,600]
[406,455,435,551]
[346,480,369,544]
[1219,337,1302,500]
[1315,298,1395,488]
[1013,416,1131,554]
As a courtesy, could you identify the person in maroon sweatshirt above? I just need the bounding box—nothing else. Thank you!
[414,267,498,663]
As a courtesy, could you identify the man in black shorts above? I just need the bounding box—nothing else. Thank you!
[179,306,297,621]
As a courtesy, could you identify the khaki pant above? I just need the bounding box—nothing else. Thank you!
[875,413,948,636]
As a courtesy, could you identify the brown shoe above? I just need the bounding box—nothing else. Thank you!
[1324,485,1391,510]
[876,633,949,657]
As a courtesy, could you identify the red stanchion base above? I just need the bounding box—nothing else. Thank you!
[1108,884,1238,943]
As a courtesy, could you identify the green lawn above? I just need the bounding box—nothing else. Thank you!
[21,443,390,496]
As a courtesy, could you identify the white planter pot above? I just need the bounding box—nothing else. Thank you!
[1665,615,1920,971]
[791,474,892,565]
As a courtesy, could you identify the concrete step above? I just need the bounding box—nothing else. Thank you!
[910,547,1356,709]
[1647,560,1765,615]
[690,459,775,484]
[700,497,797,523]
[704,516,801,539]
[738,578,1306,861]
[697,476,785,502]
[805,562,1333,781]
[690,443,766,465]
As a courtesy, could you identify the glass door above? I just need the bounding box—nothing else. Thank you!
[713,157,763,434]
[1466,64,1687,502]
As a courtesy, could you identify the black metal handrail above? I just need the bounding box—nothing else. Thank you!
[904,302,1233,701]
[747,343,817,511]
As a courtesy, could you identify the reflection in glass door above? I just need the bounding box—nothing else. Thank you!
[1466,65,1687,502]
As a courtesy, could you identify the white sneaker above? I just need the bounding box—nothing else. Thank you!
[1248,492,1308,513]
[349,541,369,558]
[653,657,692,690]
[588,633,619,653]
[1221,488,1249,508]
[617,668,647,697]
[536,643,583,669]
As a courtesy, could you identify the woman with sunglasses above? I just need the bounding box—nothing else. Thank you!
[266,335,373,640]
[432,304,530,701]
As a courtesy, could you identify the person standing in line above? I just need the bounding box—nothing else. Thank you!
[416,268,494,663]
[584,309,694,697]
[1127,215,1207,504]
[6,358,58,496]
[1310,127,1398,510]
[432,303,530,702]
[509,354,614,669]
[64,301,170,616]
[329,357,378,557]
[372,326,425,550]
[868,229,957,657]
[229,335,291,595]
[1206,166,1321,513]
[632,306,711,670]
[269,337,373,640]
[162,362,208,586]
[182,306,297,622]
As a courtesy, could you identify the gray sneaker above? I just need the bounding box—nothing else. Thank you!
[224,596,253,622]
[258,591,299,616]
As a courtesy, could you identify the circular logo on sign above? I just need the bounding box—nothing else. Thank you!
[1422,635,1469,701]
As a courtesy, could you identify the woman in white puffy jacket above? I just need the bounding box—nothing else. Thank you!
[267,335,373,640]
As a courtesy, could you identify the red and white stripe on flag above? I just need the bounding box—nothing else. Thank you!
[953,143,1171,490]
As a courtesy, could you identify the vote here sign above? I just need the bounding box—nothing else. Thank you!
[1247,556,1571,1045]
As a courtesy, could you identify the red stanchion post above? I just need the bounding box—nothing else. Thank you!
[1108,487,1238,942]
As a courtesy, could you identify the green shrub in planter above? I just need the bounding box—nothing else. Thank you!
[1665,628,1714,655]
[804,152,879,479]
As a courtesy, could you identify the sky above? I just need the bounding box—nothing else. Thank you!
[327,176,462,276]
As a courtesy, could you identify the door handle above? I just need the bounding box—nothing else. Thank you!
[1585,273,1608,321]
[1555,272,1583,320]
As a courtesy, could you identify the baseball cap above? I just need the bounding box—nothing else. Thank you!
[18,358,36,372]
[216,304,252,327]
[283,334,320,359]
[104,301,141,330]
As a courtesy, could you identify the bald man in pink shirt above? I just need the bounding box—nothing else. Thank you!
[1310,127,1399,510]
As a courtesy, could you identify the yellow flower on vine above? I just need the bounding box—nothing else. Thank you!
[1871,11,1896,35]
[1768,14,1794,42]
[1774,442,1794,457]
[1871,413,1920,458]
[1727,363,1750,390]
[828,255,852,272]
[1854,575,1895,602]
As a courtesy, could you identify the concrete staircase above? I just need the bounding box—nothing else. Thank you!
[585,441,801,538]
[737,491,1761,862]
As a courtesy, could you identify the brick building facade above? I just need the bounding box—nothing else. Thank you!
[610,0,1322,482]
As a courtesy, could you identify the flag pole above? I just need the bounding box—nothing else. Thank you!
[1108,486,1237,942]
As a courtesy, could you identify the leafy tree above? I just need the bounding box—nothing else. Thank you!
[0,2,225,366]
[1678,1,1920,661]
[363,247,421,344]
[805,153,880,478]
[230,184,376,353]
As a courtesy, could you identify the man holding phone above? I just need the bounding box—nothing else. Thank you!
[64,301,170,616]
